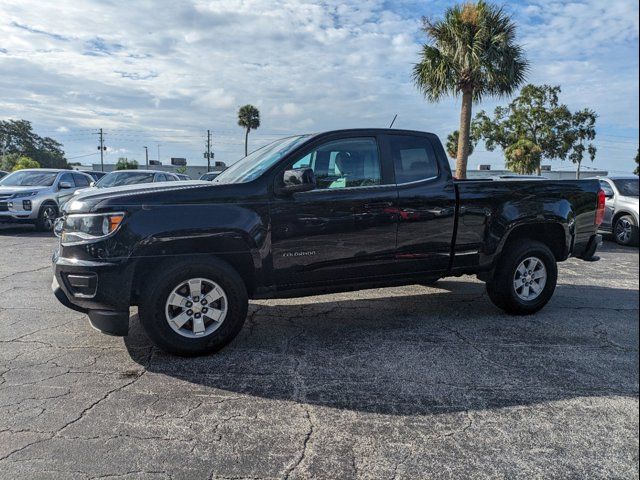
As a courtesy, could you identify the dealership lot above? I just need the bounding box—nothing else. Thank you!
[0,224,638,479]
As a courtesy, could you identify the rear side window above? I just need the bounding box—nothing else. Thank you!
[388,135,439,184]
[155,174,167,182]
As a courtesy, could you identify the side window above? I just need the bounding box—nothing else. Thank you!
[73,173,90,187]
[290,137,381,189]
[599,181,614,197]
[155,173,166,182]
[388,135,439,184]
[58,172,75,187]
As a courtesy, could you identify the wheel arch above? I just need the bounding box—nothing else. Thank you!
[130,237,260,304]
[498,222,568,262]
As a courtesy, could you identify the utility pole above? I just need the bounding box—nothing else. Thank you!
[95,128,106,171]
[204,130,214,172]
[157,144,161,164]
[144,146,149,168]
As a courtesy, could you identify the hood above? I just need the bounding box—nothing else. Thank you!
[0,185,49,196]
[64,180,213,213]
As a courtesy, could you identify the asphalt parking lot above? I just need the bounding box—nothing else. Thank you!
[0,223,638,480]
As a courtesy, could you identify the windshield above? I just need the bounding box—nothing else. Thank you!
[96,171,155,188]
[613,178,639,197]
[214,135,311,184]
[0,170,58,187]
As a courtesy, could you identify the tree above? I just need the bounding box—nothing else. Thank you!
[566,109,597,179]
[413,1,528,179]
[446,130,476,159]
[474,84,573,175]
[175,165,188,174]
[115,157,138,170]
[11,156,41,171]
[0,120,68,169]
[237,105,261,156]
[634,149,639,176]
[504,138,541,174]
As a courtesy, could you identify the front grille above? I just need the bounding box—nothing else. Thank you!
[0,202,7,212]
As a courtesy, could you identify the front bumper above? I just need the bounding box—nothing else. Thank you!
[52,249,133,336]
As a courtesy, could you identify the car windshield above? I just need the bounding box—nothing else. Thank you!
[213,135,311,184]
[613,179,639,197]
[96,172,155,188]
[0,170,58,186]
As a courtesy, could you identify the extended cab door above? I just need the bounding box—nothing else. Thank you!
[381,132,457,275]
[270,134,398,287]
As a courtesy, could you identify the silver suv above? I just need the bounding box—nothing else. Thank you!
[597,175,639,246]
[0,169,93,231]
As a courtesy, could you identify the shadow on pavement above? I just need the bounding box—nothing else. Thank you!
[0,224,53,238]
[125,282,639,415]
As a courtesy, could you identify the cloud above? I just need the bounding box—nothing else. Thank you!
[0,0,637,172]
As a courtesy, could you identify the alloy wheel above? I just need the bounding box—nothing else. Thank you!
[513,256,547,301]
[164,277,228,338]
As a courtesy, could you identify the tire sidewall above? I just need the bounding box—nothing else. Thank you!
[36,203,58,231]
[139,260,248,356]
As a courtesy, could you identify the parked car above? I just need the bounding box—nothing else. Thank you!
[596,175,639,246]
[80,170,107,182]
[200,172,220,181]
[489,174,548,180]
[53,129,604,356]
[0,169,93,230]
[176,174,191,181]
[0,170,8,180]
[74,169,180,195]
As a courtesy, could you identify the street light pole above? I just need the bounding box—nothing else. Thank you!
[144,146,149,168]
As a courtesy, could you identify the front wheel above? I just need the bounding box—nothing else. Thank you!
[614,215,639,246]
[138,258,248,356]
[35,203,58,231]
[486,240,558,315]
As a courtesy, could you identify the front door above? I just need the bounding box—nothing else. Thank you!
[270,135,398,287]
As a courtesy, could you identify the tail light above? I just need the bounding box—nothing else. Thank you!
[595,189,606,226]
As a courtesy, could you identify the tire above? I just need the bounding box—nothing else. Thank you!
[486,240,558,315]
[613,214,639,247]
[138,258,248,356]
[35,203,58,231]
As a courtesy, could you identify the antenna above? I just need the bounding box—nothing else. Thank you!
[389,114,398,128]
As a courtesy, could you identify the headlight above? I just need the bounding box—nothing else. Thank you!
[59,212,125,245]
[10,191,38,199]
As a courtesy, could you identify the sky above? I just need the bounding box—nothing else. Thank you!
[0,0,638,174]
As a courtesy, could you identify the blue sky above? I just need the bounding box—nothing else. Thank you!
[0,0,638,174]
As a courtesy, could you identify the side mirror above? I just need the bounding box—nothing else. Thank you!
[89,181,95,187]
[59,181,73,189]
[278,168,316,194]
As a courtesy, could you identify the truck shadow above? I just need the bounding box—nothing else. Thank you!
[125,282,639,415]
[0,224,53,238]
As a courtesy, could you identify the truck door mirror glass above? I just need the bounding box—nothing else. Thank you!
[279,168,316,194]
[59,181,73,189]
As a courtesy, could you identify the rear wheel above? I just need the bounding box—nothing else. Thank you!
[613,214,638,246]
[138,258,248,356]
[35,203,58,231]
[486,240,558,315]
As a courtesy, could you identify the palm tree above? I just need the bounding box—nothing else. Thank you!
[413,1,528,179]
[237,105,261,156]
[446,130,475,159]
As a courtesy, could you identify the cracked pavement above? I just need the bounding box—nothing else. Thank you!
[0,223,638,479]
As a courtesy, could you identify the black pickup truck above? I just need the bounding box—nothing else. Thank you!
[52,129,604,356]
